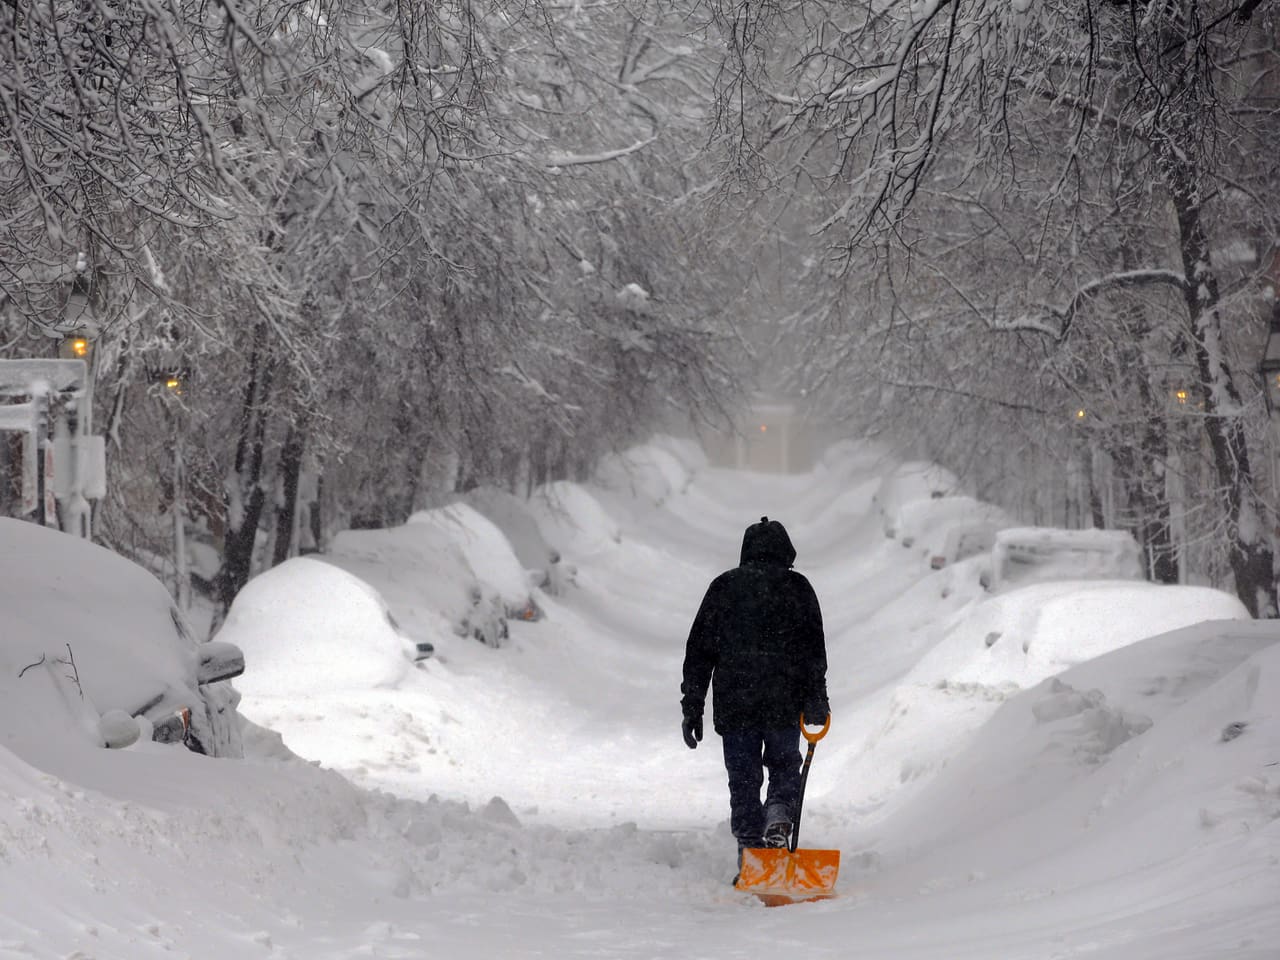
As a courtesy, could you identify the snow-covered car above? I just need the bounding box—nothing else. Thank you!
[528,480,622,560]
[889,496,1010,568]
[0,518,245,758]
[325,519,510,647]
[215,556,431,699]
[594,443,692,508]
[873,461,963,537]
[983,527,1145,591]
[409,503,542,621]
[456,485,574,596]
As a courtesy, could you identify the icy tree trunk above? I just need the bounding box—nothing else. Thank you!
[212,324,277,628]
[1112,426,1178,585]
[271,422,306,568]
[1165,159,1277,616]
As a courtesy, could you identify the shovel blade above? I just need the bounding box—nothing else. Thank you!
[735,847,840,904]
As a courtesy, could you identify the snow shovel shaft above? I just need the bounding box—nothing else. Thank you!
[789,710,829,852]
[734,713,839,904]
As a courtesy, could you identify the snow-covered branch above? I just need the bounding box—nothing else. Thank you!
[542,136,658,168]
[994,269,1189,341]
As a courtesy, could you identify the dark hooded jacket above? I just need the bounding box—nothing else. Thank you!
[680,517,827,734]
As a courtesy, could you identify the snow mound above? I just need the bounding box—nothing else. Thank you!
[218,556,410,697]
[649,434,708,473]
[876,619,1280,885]
[831,580,1250,817]
[914,580,1249,689]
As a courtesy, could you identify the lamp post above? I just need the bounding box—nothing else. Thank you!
[1261,310,1280,557]
[1261,310,1280,416]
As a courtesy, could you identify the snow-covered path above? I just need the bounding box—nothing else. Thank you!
[3,444,1277,959]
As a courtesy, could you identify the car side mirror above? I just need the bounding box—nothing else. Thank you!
[100,709,141,749]
[198,641,245,685]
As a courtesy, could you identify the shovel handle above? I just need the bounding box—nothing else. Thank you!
[790,713,830,853]
[799,711,831,744]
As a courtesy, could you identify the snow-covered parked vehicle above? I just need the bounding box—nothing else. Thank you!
[456,485,574,596]
[409,503,543,621]
[325,518,510,647]
[889,496,1011,569]
[594,443,693,508]
[873,461,963,538]
[983,527,1145,591]
[528,480,622,561]
[215,556,432,699]
[0,518,245,758]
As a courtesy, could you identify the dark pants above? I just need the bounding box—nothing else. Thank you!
[721,727,802,846]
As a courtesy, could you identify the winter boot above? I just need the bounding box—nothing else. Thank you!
[763,820,792,849]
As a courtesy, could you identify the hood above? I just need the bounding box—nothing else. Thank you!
[739,516,796,568]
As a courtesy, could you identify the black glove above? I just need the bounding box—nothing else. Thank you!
[682,713,703,749]
[802,697,830,726]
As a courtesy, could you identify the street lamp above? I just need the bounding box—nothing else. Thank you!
[150,366,191,395]
[58,331,92,362]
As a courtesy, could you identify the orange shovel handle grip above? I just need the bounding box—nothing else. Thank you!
[799,711,831,744]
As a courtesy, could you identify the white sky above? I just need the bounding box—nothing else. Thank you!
[1,438,1276,959]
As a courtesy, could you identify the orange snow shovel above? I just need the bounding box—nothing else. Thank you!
[734,713,840,906]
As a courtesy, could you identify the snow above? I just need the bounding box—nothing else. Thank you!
[1,442,1278,959]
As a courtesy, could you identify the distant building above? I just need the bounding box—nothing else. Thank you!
[707,398,820,474]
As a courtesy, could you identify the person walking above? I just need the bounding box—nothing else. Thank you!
[680,515,830,868]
